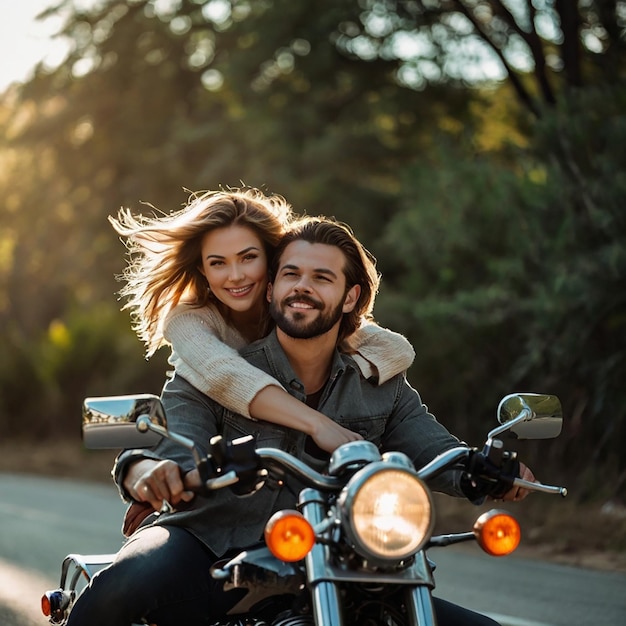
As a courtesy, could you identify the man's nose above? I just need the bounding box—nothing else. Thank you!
[293,276,313,292]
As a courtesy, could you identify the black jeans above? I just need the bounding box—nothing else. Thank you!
[65,525,245,626]
[66,524,500,626]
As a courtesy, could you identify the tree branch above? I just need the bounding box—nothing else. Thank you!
[555,0,583,87]
[451,0,541,117]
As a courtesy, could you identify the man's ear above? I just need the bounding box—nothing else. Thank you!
[342,284,361,313]
[266,282,273,303]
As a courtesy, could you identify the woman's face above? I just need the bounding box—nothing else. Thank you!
[200,225,269,314]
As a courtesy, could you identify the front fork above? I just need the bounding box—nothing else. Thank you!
[299,488,438,626]
[404,586,438,625]
[300,488,344,625]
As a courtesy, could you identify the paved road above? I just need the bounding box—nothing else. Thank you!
[432,545,626,625]
[0,473,127,625]
[1,472,625,625]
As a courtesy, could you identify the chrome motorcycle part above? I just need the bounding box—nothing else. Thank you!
[327,440,381,476]
[494,393,563,440]
[82,394,166,448]
[339,465,434,564]
[42,553,116,624]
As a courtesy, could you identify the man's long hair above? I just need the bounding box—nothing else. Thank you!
[270,217,380,342]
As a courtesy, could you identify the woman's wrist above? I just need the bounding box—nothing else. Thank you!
[250,386,318,435]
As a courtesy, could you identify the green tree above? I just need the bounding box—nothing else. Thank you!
[376,82,626,499]
[336,1,626,116]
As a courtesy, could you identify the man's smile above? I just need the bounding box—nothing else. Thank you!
[284,296,321,310]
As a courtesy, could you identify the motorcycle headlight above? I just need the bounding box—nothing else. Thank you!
[339,465,434,564]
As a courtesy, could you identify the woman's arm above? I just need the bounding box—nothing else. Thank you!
[249,385,362,451]
[165,306,276,418]
[341,320,415,384]
[164,306,361,452]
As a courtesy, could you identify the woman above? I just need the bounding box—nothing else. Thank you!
[110,187,415,455]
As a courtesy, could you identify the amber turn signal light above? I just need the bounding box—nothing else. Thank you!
[264,509,315,562]
[473,509,521,556]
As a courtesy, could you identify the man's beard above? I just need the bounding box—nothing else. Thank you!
[270,294,345,339]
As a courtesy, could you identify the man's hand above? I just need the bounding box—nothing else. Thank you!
[500,462,536,502]
[124,458,196,512]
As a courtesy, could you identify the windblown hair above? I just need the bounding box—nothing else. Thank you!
[110,188,293,356]
[270,216,380,342]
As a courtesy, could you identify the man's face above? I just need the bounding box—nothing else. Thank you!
[268,240,360,339]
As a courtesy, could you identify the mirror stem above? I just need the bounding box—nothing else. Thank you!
[488,407,532,439]
[136,415,205,466]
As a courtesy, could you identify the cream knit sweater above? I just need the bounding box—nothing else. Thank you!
[164,303,415,418]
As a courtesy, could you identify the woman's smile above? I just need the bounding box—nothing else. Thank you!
[226,284,255,297]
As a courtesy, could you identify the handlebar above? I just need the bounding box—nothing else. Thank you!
[203,446,344,494]
[410,443,568,500]
[137,417,567,501]
[202,441,567,500]
[256,448,343,490]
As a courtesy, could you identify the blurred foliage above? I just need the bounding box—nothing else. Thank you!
[0,305,169,439]
[375,82,626,499]
[0,0,624,502]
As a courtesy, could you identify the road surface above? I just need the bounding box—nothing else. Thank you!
[1,472,625,625]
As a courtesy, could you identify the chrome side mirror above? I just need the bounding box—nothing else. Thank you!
[82,394,166,449]
[491,393,563,440]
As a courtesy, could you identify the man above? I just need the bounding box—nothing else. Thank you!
[67,217,533,626]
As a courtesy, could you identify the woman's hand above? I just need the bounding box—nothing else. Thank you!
[310,415,363,453]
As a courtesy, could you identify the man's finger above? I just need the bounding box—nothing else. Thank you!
[183,468,202,491]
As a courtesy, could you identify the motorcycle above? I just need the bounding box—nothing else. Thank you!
[42,392,567,625]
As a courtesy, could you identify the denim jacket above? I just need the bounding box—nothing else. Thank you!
[114,329,468,557]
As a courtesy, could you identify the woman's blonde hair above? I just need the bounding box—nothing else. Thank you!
[110,188,293,356]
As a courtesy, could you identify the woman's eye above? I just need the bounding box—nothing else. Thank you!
[243,254,258,262]
[209,260,224,267]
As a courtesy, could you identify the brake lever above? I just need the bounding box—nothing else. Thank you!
[513,477,568,497]
[204,470,240,490]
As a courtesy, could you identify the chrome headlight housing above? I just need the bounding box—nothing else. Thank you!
[337,464,434,565]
